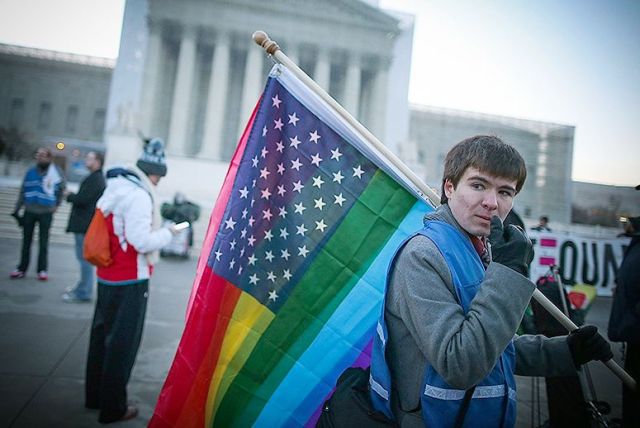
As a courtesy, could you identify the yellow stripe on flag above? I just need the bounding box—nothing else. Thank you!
[205,291,275,426]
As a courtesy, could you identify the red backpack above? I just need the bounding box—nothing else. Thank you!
[83,209,113,267]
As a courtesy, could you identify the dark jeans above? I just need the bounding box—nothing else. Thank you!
[623,343,640,428]
[85,281,149,423]
[18,211,53,272]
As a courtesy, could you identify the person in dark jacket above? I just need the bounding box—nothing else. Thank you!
[608,214,640,427]
[62,151,106,302]
[10,147,65,280]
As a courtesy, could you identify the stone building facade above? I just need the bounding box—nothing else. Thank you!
[406,105,575,225]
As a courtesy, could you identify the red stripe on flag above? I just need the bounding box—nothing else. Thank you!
[150,268,241,427]
[540,238,557,247]
[539,256,556,266]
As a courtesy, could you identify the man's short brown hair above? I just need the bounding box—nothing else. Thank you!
[440,135,527,204]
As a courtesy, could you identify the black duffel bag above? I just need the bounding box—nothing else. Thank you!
[317,367,397,427]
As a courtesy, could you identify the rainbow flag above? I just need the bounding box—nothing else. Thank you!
[150,64,433,427]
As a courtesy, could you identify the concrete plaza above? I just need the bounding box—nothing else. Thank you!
[0,233,626,427]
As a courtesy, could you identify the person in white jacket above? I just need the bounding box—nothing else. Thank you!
[85,138,179,424]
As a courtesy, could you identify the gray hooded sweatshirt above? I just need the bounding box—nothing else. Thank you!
[385,204,575,427]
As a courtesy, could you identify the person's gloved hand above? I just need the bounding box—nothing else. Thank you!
[489,216,533,276]
[11,210,24,227]
[566,325,613,367]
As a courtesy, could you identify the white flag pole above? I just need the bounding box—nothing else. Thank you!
[252,31,636,391]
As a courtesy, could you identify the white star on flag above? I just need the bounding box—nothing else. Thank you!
[309,130,321,143]
[214,250,222,261]
[334,193,346,206]
[315,219,328,232]
[296,223,308,236]
[252,156,259,167]
[249,273,259,285]
[333,171,344,184]
[260,147,269,158]
[277,184,286,196]
[265,251,275,262]
[229,239,237,250]
[268,289,278,302]
[272,94,281,108]
[241,208,248,219]
[289,136,302,149]
[294,202,306,214]
[312,175,324,188]
[240,228,247,238]
[267,271,277,282]
[276,141,284,152]
[264,230,273,241]
[240,247,245,257]
[281,249,291,260]
[280,227,289,239]
[278,206,287,218]
[288,112,299,126]
[248,216,256,226]
[298,245,309,257]
[314,197,326,210]
[262,209,273,220]
[248,254,257,265]
[248,235,256,246]
[291,158,303,171]
[274,118,283,130]
[224,217,236,230]
[330,148,342,161]
[310,153,323,166]
[353,165,365,178]
[277,163,285,175]
[239,186,249,198]
[259,167,270,179]
[260,188,272,200]
[262,126,268,136]
[238,266,243,275]
[292,180,304,193]
[229,258,236,269]
[283,269,292,281]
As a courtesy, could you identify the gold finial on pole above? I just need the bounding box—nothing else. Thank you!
[252,31,280,55]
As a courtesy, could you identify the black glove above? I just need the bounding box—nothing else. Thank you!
[11,211,24,227]
[489,216,533,276]
[566,325,613,367]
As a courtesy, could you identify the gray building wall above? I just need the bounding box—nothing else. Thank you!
[0,44,113,148]
[572,181,640,226]
[407,105,575,225]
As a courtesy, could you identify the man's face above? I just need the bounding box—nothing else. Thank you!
[84,152,100,171]
[445,167,517,237]
[148,174,161,186]
[35,149,52,168]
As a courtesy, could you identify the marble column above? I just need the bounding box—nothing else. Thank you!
[238,45,264,137]
[168,27,197,155]
[200,32,230,159]
[313,47,331,91]
[370,59,389,138]
[140,20,162,136]
[343,53,361,118]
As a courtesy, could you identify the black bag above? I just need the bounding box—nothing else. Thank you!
[317,367,397,427]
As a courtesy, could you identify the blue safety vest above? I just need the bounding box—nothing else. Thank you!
[370,220,517,428]
[23,167,58,207]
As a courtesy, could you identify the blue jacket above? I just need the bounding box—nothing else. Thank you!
[371,220,516,428]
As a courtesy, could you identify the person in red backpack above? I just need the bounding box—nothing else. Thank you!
[84,139,179,424]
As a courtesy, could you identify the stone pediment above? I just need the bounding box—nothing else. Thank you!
[216,0,400,34]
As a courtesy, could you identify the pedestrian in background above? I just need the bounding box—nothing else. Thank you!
[84,138,178,423]
[608,211,640,428]
[10,147,65,281]
[62,151,106,303]
[531,215,551,232]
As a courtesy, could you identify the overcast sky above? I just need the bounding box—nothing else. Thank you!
[1,0,638,187]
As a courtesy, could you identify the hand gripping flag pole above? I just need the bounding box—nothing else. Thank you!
[253,30,636,391]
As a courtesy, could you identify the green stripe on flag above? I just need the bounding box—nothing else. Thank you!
[214,170,417,426]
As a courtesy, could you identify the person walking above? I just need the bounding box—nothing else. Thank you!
[62,151,106,303]
[10,147,65,280]
[84,138,178,424]
[609,213,640,428]
[369,135,612,427]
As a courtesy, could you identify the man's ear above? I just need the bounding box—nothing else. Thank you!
[444,179,455,199]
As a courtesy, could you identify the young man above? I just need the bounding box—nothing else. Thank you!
[370,136,612,427]
[10,147,65,280]
[62,151,106,302]
[85,139,178,423]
